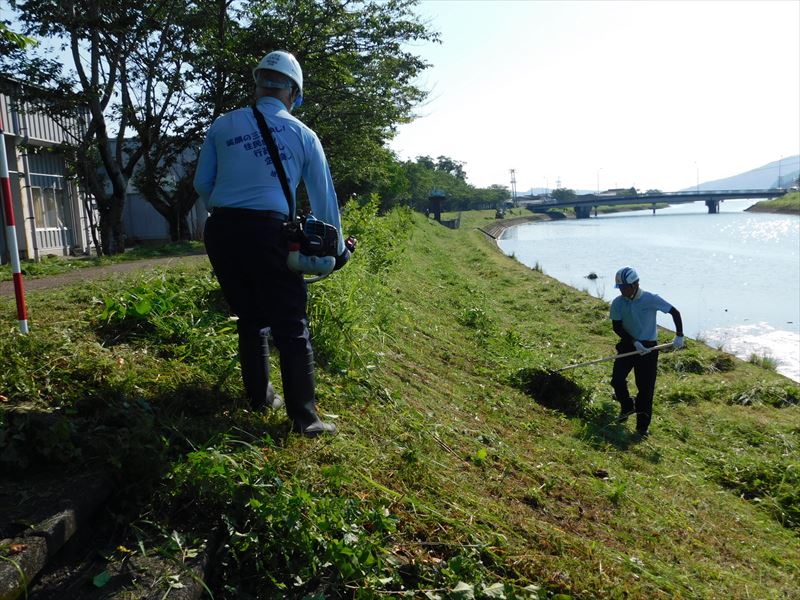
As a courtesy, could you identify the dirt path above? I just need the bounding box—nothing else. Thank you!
[0,254,209,296]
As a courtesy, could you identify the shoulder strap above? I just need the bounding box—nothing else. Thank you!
[251,104,295,219]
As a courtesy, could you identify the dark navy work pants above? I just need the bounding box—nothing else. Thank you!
[611,340,659,433]
[204,210,314,417]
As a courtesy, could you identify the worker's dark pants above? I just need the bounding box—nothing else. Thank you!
[611,340,659,433]
[204,210,319,429]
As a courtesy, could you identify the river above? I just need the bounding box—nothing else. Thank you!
[497,199,800,382]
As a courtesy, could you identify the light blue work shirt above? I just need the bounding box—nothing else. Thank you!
[609,290,673,342]
[193,96,344,254]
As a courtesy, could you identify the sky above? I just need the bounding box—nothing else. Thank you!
[389,0,800,193]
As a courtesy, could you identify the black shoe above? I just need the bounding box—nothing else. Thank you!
[636,429,649,438]
[293,418,337,437]
[249,391,284,412]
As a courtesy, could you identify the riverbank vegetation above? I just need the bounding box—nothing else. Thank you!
[1,203,798,598]
[746,191,800,215]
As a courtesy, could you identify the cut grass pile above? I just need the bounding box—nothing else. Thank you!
[1,204,798,599]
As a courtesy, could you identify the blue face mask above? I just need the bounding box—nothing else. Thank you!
[260,78,302,109]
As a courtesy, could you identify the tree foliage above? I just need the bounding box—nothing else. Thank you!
[0,21,37,51]
[551,187,577,202]
[6,0,191,253]
[3,0,438,249]
[381,156,507,211]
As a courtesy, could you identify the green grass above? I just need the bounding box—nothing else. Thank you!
[1,205,798,599]
[747,191,800,215]
[0,240,205,281]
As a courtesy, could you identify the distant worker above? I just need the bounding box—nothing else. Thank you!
[609,266,684,437]
[194,50,350,436]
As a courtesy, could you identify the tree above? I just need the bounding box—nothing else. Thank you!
[6,0,437,247]
[551,188,576,202]
[6,0,187,254]
[125,1,208,241]
[435,156,466,180]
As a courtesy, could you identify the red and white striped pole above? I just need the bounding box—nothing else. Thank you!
[0,115,29,334]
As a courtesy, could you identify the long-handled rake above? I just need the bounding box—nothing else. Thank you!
[558,342,674,372]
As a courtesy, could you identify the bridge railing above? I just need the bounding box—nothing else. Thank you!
[656,188,786,196]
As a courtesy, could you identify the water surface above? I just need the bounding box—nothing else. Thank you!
[498,200,800,381]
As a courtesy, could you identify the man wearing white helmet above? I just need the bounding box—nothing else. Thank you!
[609,266,684,437]
[194,50,348,436]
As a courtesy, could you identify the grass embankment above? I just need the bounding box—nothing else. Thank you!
[746,191,800,215]
[1,204,798,599]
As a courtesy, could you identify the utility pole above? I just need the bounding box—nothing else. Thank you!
[694,161,699,194]
[509,169,517,206]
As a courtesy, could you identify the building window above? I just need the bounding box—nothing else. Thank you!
[31,186,65,228]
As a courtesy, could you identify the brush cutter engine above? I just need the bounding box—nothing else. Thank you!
[284,215,355,282]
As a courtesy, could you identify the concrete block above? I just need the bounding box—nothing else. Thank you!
[0,537,48,600]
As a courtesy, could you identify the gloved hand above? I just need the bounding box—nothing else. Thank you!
[672,335,685,349]
[634,341,651,355]
[333,248,351,271]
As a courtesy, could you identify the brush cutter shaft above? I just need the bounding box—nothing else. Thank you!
[558,342,674,371]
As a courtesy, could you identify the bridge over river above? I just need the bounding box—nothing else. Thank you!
[527,188,790,218]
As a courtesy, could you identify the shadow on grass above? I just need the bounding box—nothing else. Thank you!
[1,383,296,493]
[0,380,305,599]
[576,403,659,456]
[510,367,653,452]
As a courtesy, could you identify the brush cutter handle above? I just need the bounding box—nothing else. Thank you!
[558,342,675,372]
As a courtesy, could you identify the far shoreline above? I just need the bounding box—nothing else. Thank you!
[744,192,800,215]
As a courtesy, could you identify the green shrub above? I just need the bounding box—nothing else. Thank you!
[308,201,411,372]
[165,435,399,596]
[94,269,237,367]
[748,353,778,371]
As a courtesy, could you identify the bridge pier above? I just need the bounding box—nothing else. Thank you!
[705,199,719,214]
[575,205,592,219]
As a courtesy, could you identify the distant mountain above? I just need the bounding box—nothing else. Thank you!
[683,155,800,192]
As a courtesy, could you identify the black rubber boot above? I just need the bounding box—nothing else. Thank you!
[239,326,283,411]
[280,350,336,436]
[615,395,635,423]
[617,405,635,423]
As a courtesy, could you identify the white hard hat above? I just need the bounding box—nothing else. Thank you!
[253,50,304,108]
[614,266,639,288]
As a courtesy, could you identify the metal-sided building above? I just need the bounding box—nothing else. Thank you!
[0,77,94,264]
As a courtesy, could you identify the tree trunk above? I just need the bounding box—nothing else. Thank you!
[97,193,126,255]
[166,211,191,242]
